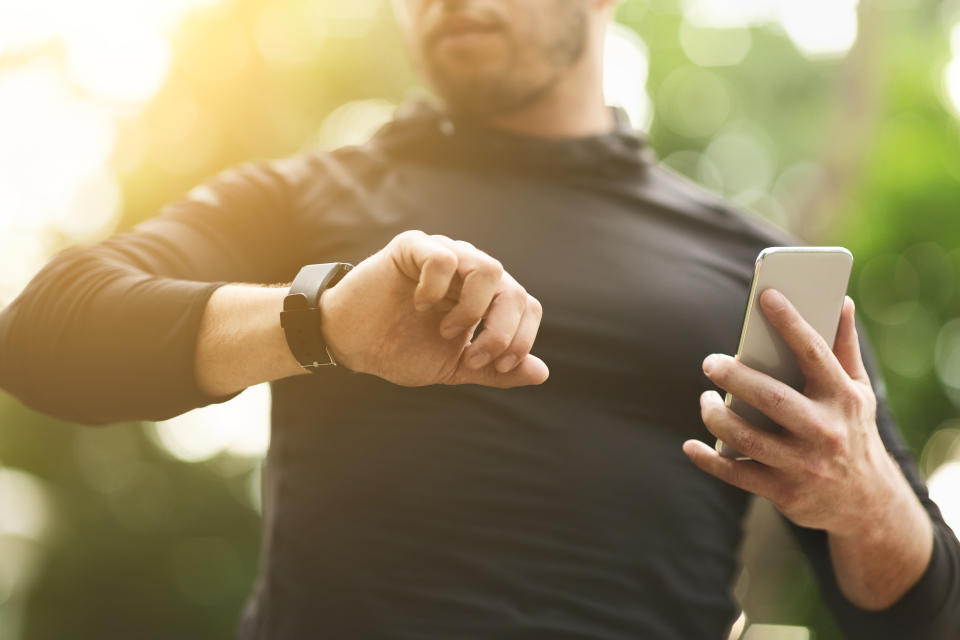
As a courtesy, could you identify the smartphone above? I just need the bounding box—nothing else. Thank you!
[716,247,853,459]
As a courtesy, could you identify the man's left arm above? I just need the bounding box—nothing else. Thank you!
[684,289,960,638]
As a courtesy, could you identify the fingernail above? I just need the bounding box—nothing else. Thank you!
[468,351,490,369]
[700,389,717,405]
[495,354,517,372]
[762,289,786,311]
[441,325,465,339]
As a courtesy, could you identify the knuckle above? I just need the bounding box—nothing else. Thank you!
[761,385,787,411]
[735,428,760,456]
[773,485,798,511]
[803,338,828,363]
[482,333,511,353]
[820,427,847,455]
[838,387,864,415]
[502,284,526,306]
[430,248,458,270]
[482,257,504,278]
[803,455,827,479]
[396,229,425,244]
[528,296,543,317]
[840,385,875,418]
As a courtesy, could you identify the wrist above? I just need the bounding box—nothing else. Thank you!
[318,284,350,370]
[831,443,908,540]
[281,262,353,372]
[827,451,934,610]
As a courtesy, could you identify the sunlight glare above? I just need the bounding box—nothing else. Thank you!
[314,99,396,150]
[605,23,654,131]
[65,27,171,104]
[929,461,960,536]
[151,384,271,463]
[778,0,858,60]
[945,23,960,117]
[682,0,859,60]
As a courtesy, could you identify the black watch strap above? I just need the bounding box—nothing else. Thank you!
[280,263,353,372]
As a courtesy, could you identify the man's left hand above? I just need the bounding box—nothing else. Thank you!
[683,288,907,537]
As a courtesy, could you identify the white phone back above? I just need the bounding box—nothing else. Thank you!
[716,247,853,459]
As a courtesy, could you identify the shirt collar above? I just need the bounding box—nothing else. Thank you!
[373,99,653,179]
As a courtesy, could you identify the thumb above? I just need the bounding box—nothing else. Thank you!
[833,296,870,384]
[447,354,550,388]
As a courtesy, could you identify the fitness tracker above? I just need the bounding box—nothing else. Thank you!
[281,262,353,372]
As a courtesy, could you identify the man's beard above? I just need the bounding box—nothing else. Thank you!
[421,2,588,119]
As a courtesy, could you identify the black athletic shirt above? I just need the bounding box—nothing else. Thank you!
[1,103,959,639]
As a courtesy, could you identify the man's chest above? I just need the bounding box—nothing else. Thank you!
[298,164,762,416]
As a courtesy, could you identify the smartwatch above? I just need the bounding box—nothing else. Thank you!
[281,262,353,372]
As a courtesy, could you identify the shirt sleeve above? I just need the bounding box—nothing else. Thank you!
[0,159,311,425]
[785,320,960,639]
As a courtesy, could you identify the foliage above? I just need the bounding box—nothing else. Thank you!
[2,0,958,638]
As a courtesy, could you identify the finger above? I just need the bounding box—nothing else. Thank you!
[448,354,550,388]
[832,296,870,384]
[493,295,544,373]
[759,289,849,390]
[702,353,817,435]
[391,230,459,311]
[682,439,780,499]
[462,274,528,369]
[699,390,794,468]
[432,238,504,339]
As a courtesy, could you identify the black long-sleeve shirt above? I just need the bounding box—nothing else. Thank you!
[1,103,958,639]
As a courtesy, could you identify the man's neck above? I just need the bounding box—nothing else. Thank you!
[485,41,613,139]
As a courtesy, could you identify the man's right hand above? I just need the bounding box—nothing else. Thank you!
[318,230,548,388]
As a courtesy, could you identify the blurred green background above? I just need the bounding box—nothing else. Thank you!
[2,0,960,638]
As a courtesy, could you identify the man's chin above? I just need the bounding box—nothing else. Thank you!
[434,84,544,122]
[426,70,512,117]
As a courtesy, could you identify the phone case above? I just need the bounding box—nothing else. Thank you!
[716,247,853,459]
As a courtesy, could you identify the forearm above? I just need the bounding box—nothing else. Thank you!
[0,247,227,424]
[194,284,307,397]
[827,454,934,611]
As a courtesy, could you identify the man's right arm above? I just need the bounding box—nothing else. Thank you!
[0,156,548,424]
[193,231,549,398]
[0,161,308,424]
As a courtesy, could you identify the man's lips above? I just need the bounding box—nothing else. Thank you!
[428,15,502,46]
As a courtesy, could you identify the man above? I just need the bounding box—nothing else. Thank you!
[1,0,958,637]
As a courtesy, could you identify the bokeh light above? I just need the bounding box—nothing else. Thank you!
[150,384,271,463]
[657,66,734,139]
[935,318,960,408]
[777,1,858,60]
[704,121,777,199]
[604,22,654,131]
[944,21,960,117]
[1,0,959,637]
[0,467,54,629]
[858,254,921,326]
[680,0,859,60]
[929,461,960,536]
[0,0,219,306]
[313,99,397,150]
[741,625,810,640]
[920,423,960,480]
[679,21,752,67]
